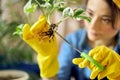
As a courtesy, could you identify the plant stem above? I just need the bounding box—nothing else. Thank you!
[47,14,51,24]
[35,0,45,15]
[27,15,31,25]
[56,17,69,26]
[47,7,56,25]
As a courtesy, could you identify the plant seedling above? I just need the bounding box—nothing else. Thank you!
[14,0,91,40]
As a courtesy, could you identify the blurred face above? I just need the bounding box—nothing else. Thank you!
[85,0,120,42]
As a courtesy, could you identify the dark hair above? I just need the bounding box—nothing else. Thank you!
[85,0,120,28]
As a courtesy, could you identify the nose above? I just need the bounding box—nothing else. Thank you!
[90,17,100,30]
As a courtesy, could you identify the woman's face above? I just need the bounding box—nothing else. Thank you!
[85,0,120,42]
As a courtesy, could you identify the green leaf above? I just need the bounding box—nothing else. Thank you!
[55,1,66,12]
[54,1,64,8]
[62,7,74,17]
[13,24,24,38]
[73,8,85,18]
[75,15,91,22]
[42,0,50,2]
[40,2,51,8]
[24,0,37,15]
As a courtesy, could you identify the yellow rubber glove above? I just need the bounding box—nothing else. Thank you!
[73,46,120,80]
[22,15,59,78]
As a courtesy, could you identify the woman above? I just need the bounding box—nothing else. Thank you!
[22,0,120,80]
[58,0,120,79]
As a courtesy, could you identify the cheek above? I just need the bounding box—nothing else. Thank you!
[102,28,111,33]
[84,22,89,29]
[101,27,118,36]
[115,17,120,30]
[116,22,120,30]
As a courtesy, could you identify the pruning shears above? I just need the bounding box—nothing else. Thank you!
[55,31,104,71]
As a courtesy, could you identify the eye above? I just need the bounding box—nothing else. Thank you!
[102,18,112,24]
[85,11,93,18]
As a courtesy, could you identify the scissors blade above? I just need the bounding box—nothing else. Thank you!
[54,30,82,54]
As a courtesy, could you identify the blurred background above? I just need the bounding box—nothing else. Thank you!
[0,0,86,80]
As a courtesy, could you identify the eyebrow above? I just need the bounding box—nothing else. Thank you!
[86,8,112,18]
[86,8,93,13]
[102,15,112,18]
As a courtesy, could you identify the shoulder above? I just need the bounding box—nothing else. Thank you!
[65,28,86,42]
[114,32,120,54]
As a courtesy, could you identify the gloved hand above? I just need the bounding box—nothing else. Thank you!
[22,15,59,78]
[73,46,120,80]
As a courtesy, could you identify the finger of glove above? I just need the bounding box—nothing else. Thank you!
[22,24,32,40]
[30,15,48,34]
[87,62,96,70]
[98,59,113,79]
[98,52,120,79]
[90,67,100,79]
[88,46,108,65]
[98,70,108,80]
[89,46,108,57]
[72,58,84,65]
[79,59,90,68]
[73,58,90,68]
[88,46,102,57]
[97,54,112,79]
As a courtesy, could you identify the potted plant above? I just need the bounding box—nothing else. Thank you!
[0,70,29,80]
[0,0,40,79]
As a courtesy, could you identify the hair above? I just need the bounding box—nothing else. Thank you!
[85,0,120,28]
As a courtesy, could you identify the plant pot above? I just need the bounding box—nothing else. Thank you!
[0,70,29,80]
